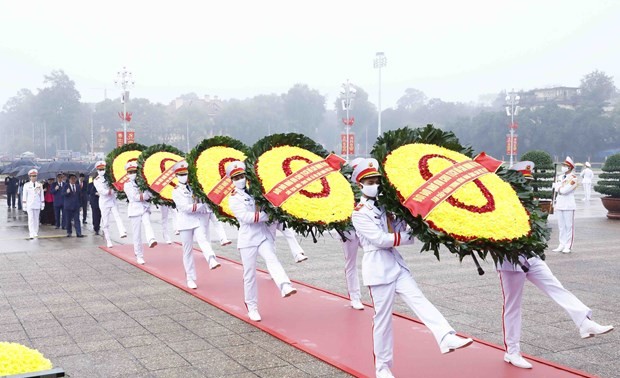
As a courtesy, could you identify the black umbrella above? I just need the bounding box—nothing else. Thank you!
[14,165,40,179]
[37,161,90,178]
[0,159,37,175]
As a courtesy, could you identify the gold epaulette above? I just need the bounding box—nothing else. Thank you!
[354,203,364,211]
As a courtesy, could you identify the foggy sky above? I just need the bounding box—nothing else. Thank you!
[1,0,619,109]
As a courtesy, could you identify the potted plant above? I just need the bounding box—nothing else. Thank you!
[520,150,555,213]
[594,153,620,219]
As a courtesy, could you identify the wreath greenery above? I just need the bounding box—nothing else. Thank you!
[246,133,355,241]
[136,144,185,208]
[372,125,549,268]
[104,143,147,200]
[187,136,250,227]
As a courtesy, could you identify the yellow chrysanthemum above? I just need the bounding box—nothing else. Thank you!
[195,146,247,218]
[142,151,183,201]
[256,146,353,224]
[384,143,530,241]
[0,342,53,375]
[111,150,141,182]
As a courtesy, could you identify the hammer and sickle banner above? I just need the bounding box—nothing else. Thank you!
[264,153,346,207]
[403,152,502,219]
[139,144,185,206]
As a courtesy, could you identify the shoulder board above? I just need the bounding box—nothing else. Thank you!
[570,180,576,185]
[354,203,364,211]
[231,188,237,196]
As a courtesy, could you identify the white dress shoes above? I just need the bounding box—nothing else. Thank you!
[165,239,172,245]
[579,318,614,339]
[561,247,571,253]
[294,253,308,263]
[248,309,261,322]
[187,279,197,289]
[120,232,128,238]
[552,245,565,252]
[220,239,232,246]
[148,239,157,248]
[281,284,297,298]
[439,333,473,354]
[504,353,532,369]
[376,368,395,378]
[106,242,113,248]
[136,257,145,265]
[350,299,364,310]
[208,256,221,270]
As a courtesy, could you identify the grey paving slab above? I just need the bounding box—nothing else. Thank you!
[1,195,619,377]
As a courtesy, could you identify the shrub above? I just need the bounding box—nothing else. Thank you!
[520,150,555,200]
[595,153,620,198]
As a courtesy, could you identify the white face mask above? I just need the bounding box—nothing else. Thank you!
[361,183,379,198]
[128,173,137,181]
[561,166,569,173]
[233,178,246,189]
[177,175,188,184]
[97,170,105,176]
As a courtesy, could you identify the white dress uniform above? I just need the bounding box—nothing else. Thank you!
[172,177,220,286]
[160,205,176,244]
[226,161,295,319]
[22,171,44,239]
[496,257,592,356]
[276,222,307,262]
[553,157,579,252]
[580,163,594,201]
[207,211,231,246]
[93,162,127,247]
[341,230,362,306]
[123,162,157,262]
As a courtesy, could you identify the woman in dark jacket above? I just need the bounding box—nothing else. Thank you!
[40,178,56,225]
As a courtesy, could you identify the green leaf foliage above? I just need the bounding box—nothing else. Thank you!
[595,153,620,198]
[104,143,147,201]
[520,150,555,199]
[371,125,549,268]
[136,144,185,208]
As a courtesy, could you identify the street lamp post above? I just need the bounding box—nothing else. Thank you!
[374,52,387,137]
[505,89,520,167]
[114,66,135,144]
[185,100,193,153]
[340,80,357,162]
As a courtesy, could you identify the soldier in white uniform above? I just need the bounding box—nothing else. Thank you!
[498,161,613,369]
[171,161,221,289]
[22,169,44,239]
[580,161,594,201]
[226,161,297,322]
[552,157,579,253]
[160,205,176,244]
[209,212,232,246]
[276,223,308,263]
[123,159,157,264]
[351,158,472,378]
[93,161,127,248]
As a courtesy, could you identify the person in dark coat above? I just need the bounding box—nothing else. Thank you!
[40,178,56,225]
[50,174,66,229]
[78,173,89,224]
[4,176,18,208]
[87,174,101,235]
[63,174,84,237]
[17,179,25,211]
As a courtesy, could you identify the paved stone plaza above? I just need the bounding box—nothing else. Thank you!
[1,186,618,377]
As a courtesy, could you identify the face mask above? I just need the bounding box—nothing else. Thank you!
[561,166,568,173]
[97,170,105,176]
[177,175,188,184]
[233,178,246,189]
[128,173,137,181]
[361,183,379,198]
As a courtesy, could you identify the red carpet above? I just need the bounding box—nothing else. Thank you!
[100,243,596,378]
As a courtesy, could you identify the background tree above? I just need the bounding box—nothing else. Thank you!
[283,84,325,135]
[580,70,616,106]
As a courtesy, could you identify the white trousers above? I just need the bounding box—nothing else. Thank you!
[277,224,304,258]
[498,259,591,355]
[180,226,215,281]
[239,240,291,311]
[161,206,177,243]
[556,210,575,248]
[342,235,361,301]
[130,213,155,258]
[369,268,454,372]
[208,213,228,241]
[101,205,126,244]
[583,183,592,201]
[27,209,41,238]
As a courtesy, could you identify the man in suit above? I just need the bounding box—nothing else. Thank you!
[4,175,17,208]
[78,173,88,224]
[88,173,101,235]
[63,174,84,237]
[50,173,65,229]
[22,169,45,239]
[351,158,472,378]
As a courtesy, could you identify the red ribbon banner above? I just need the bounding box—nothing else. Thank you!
[264,153,346,207]
[150,164,178,193]
[207,176,235,205]
[402,153,502,219]
[113,174,129,191]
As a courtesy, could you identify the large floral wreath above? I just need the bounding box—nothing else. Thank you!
[246,133,355,240]
[105,142,147,200]
[372,125,549,267]
[137,144,185,208]
[187,136,250,227]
